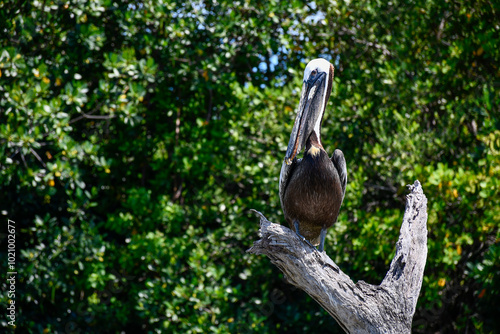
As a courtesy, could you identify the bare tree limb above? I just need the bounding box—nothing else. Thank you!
[247,180,428,333]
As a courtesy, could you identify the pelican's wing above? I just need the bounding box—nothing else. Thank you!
[331,149,347,204]
[279,158,299,210]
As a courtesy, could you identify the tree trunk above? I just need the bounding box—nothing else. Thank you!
[247,180,428,333]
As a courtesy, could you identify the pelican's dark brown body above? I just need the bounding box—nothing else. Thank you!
[282,141,344,246]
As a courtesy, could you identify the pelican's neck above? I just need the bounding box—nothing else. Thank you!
[305,131,323,158]
[312,112,323,147]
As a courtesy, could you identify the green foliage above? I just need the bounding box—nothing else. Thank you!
[1,0,499,333]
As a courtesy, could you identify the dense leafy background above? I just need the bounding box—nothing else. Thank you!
[1,0,499,333]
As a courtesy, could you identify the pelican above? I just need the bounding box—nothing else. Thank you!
[279,58,347,252]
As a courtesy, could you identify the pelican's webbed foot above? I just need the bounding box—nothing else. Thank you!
[318,227,327,253]
[293,220,315,248]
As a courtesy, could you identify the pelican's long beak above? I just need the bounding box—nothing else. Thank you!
[284,72,327,164]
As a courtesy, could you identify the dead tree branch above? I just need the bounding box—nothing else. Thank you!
[247,180,428,333]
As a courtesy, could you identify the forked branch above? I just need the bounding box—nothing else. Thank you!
[247,180,428,334]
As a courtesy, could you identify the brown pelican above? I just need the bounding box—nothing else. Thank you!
[279,58,347,252]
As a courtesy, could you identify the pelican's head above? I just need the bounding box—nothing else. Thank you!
[285,58,334,164]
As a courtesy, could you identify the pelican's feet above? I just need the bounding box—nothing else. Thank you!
[317,226,327,253]
[293,220,315,249]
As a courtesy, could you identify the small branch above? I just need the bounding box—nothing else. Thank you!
[247,180,428,334]
[30,147,47,168]
[69,110,115,124]
[68,101,110,124]
[80,113,116,120]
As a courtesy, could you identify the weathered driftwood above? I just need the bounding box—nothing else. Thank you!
[247,180,428,334]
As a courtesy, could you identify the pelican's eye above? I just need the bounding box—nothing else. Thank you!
[310,69,317,77]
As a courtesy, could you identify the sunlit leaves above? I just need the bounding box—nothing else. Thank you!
[1,0,499,333]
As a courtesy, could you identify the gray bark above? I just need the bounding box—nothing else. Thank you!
[247,180,428,333]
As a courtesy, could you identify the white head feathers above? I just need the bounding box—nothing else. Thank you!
[303,58,332,82]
